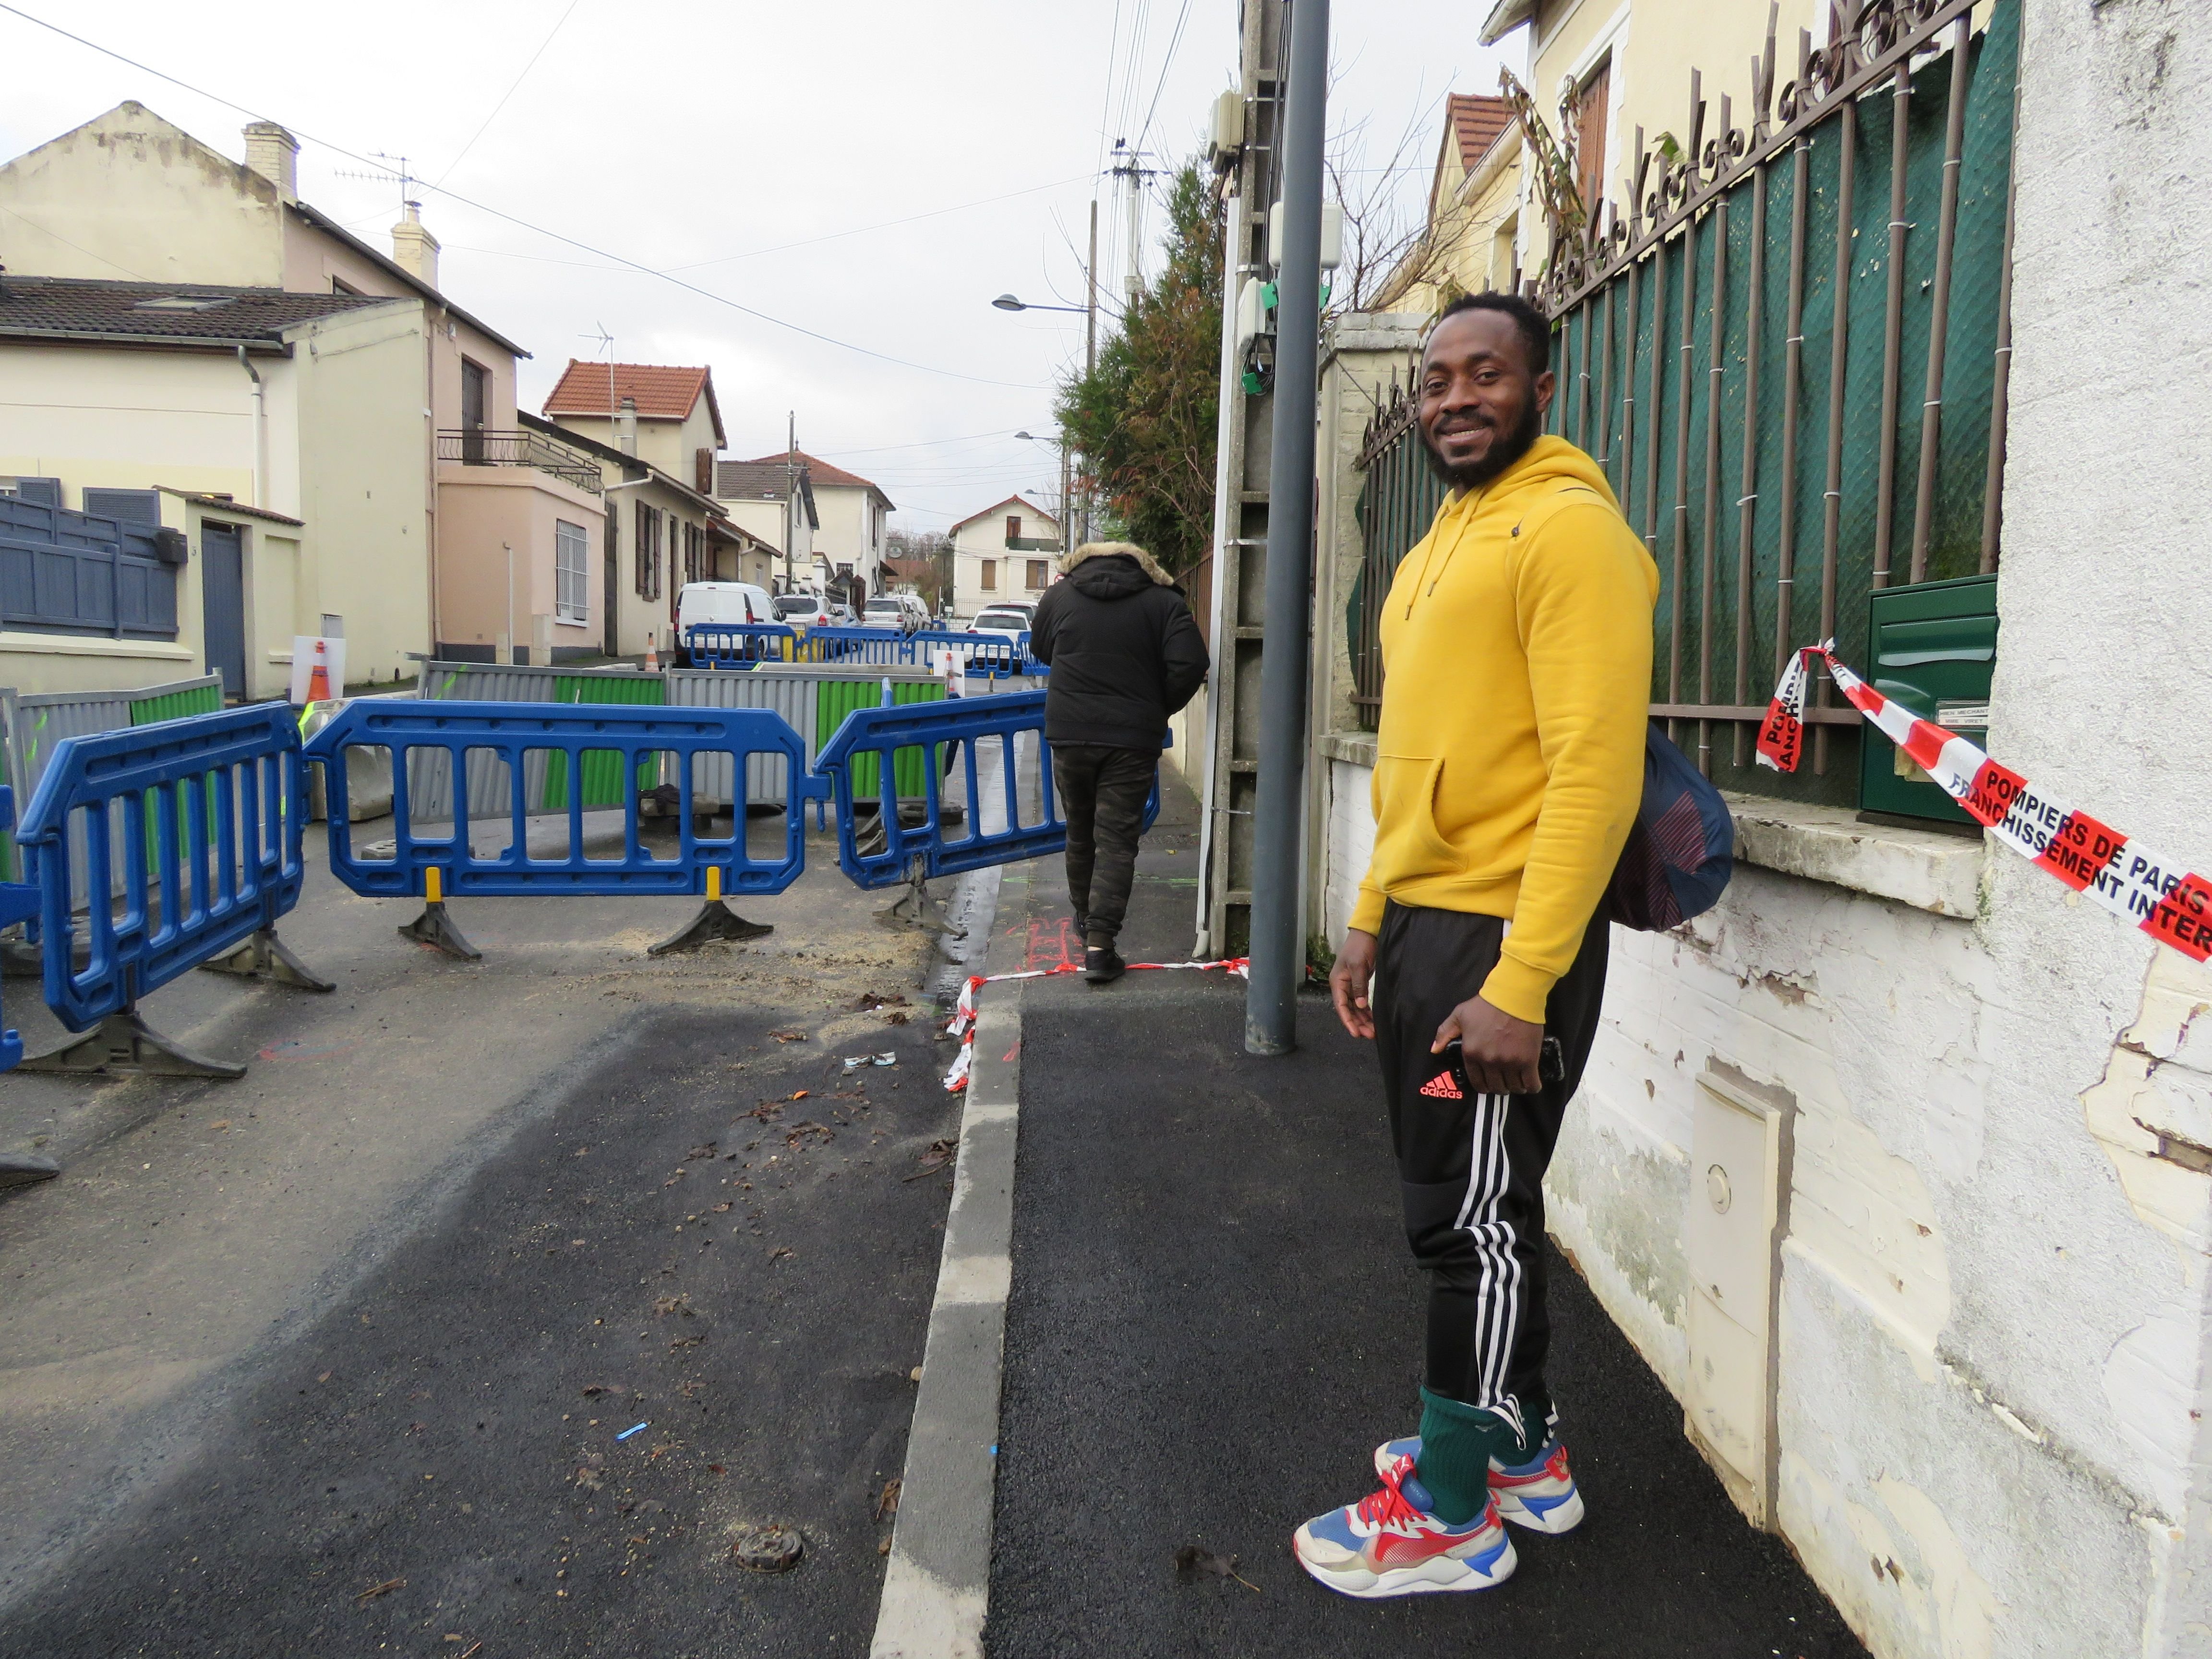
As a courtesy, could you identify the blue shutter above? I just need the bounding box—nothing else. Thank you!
[2,477,61,509]
[0,493,178,637]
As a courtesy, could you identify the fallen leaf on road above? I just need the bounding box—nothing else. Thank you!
[581,1384,625,1397]
[711,1202,733,1214]
[1173,1546,1258,1592]
[316,1371,332,1384]
[884,1012,911,1025]
[850,991,909,1011]
[652,1295,693,1318]
[662,1170,687,1187]
[686,1143,717,1160]
[768,1246,793,1263]
[785,1122,833,1148]
[876,1478,902,1520]
[356,1577,406,1604]
[903,1139,959,1181]
[208,1119,231,1132]
[769,1030,808,1043]
[787,1089,810,1101]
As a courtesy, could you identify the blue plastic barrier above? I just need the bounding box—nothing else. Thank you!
[14,704,313,1076]
[683,622,806,668]
[304,699,829,958]
[806,625,922,666]
[811,687,1157,891]
[0,788,37,1073]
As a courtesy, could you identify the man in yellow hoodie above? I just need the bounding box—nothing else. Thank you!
[1292,293,1658,1599]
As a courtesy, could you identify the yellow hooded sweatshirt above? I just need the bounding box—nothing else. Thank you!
[1350,435,1659,1024]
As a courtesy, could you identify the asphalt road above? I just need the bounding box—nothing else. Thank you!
[0,1003,959,1659]
[0,806,966,1659]
[987,793,1869,1659]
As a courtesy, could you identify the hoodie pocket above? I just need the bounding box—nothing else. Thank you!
[1371,753,1464,883]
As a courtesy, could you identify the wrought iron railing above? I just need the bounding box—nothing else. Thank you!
[437,428,603,495]
[1349,0,2019,803]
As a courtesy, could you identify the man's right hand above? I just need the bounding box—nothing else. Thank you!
[1330,928,1379,1039]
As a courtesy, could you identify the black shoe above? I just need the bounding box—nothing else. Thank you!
[1083,944,1126,985]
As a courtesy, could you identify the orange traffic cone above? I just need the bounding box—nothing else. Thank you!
[304,638,332,702]
[644,630,661,673]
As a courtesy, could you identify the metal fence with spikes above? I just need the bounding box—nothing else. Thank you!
[1350,0,2020,808]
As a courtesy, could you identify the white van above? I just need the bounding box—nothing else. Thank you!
[676,581,776,663]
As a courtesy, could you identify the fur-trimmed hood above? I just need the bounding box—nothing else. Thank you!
[1057,541,1176,587]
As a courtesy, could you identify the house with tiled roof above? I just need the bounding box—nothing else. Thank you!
[0,102,609,674]
[1371,92,1523,316]
[542,362,726,495]
[719,449,892,604]
[948,495,1060,619]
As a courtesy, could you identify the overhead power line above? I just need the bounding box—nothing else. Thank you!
[0,1,1041,389]
[429,0,584,190]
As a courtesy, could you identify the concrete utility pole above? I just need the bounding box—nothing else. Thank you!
[1193,0,1289,969]
[1085,197,1100,546]
[784,410,797,593]
[1244,0,1328,1055]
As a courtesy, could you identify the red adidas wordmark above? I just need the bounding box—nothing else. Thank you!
[1418,1071,1463,1100]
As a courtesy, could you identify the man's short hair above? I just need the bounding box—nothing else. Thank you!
[1429,291,1551,377]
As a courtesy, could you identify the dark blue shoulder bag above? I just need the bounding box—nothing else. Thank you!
[1605,721,1734,930]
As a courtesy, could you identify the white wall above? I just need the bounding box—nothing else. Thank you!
[950,502,1058,619]
[1310,12,2212,1659]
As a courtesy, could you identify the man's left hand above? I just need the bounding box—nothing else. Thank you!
[1432,996,1543,1095]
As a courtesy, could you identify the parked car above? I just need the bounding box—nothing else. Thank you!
[863,593,931,633]
[676,581,776,664]
[771,592,832,626]
[968,603,1035,643]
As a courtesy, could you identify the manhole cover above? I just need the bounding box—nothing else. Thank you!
[731,1523,803,1573]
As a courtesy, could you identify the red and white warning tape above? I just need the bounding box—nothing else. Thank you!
[1757,642,2211,962]
[941,957,1252,1091]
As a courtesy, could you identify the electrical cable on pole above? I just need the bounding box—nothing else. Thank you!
[1245,0,1329,1056]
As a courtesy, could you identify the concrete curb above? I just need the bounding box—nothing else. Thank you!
[869,862,1025,1659]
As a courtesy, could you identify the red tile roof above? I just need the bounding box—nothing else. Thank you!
[543,360,712,421]
[738,450,892,509]
[1445,94,1515,175]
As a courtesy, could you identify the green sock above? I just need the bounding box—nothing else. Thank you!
[1414,1388,1520,1525]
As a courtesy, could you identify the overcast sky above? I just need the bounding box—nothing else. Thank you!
[0,1,1511,530]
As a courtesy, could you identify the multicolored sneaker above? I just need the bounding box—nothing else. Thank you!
[1372,1434,1586,1535]
[1292,1461,1517,1598]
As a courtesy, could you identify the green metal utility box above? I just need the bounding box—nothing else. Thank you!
[1859,573,1998,828]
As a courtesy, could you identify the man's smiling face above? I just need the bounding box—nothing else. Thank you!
[1417,307,1556,491]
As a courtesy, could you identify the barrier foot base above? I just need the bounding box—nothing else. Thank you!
[199,928,335,992]
[647,901,774,956]
[0,1152,60,1190]
[883,867,964,937]
[400,902,481,962]
[19,1010,246,1079]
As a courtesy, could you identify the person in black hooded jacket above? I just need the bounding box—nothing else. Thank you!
[1027,541,1210,982]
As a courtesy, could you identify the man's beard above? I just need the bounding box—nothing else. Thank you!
[1421,398,1542,491]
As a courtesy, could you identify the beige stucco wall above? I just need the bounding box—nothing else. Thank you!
[555,403,720,488]
[949,503,1058,619]
[434,468,604,662]
[0,342,259,500]
[1380,139,1525,318]
[288,303,435,686]
[812,483,889,590]
[605,477,719,659]
[1520,0,1824,244]
[0,103,287,288]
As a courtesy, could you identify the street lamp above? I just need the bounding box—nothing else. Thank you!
[991,293,1087,314]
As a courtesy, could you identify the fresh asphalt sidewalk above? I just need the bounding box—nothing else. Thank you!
[965,768,1869,1658]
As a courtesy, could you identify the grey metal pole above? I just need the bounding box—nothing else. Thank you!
[1244,0,1327,1057]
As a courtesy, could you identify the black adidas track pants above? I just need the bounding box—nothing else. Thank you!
[1371,900,1610,1434]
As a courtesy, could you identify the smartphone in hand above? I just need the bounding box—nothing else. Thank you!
[1443,1034,1564,1095]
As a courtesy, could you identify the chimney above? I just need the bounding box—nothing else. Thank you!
[616,397,638,456]
[390,200,440,289]
[243,122,299,202]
